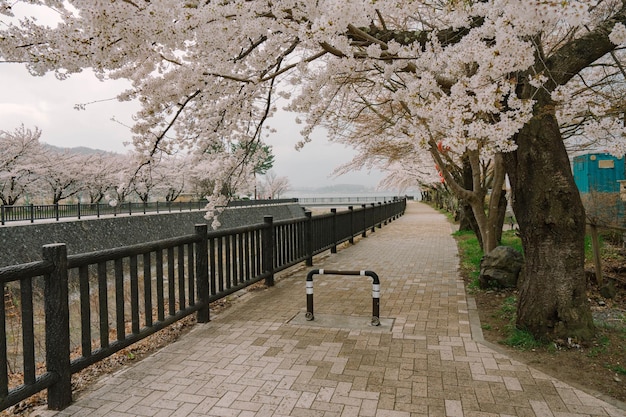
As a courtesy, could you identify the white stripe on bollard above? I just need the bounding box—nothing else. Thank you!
[372,284,380,298]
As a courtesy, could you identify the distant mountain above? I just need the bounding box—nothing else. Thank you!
[42,143,118,155]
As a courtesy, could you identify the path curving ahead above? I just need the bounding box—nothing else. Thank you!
[48,202,625,417]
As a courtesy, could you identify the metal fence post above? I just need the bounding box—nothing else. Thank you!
[42,243,72,410]
[195,224,210,323]
[1,205,4,225]
[361,204,367,238]
[305,211,313,266]
[377,202,383,228]
[263,216,275,287]
[348,206,354,244]
[54,203,59,221]
[77,203,81,220]
[370,203,376,233]
[383,200,389,224]
[331,208,338,254]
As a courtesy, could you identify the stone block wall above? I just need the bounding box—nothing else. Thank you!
[0,203,306,267]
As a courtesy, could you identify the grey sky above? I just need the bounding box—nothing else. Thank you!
[0,63,388,190]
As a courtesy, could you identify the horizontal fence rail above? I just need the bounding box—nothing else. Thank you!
[0,198,406,411]
[0,199,298,225]
[296,196,401,205]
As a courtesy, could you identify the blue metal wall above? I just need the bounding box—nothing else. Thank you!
[573,153,625,193]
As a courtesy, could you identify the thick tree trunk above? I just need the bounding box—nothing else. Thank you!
[505,99,595,342]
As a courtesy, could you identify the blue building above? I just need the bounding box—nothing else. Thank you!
[573,153,625,193]
[573,153,626,226]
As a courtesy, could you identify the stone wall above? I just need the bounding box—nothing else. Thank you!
[0,203,306,267]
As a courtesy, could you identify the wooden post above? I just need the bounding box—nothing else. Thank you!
[590,224,604,286]
[42,243,72,410]
[195,224,210,322]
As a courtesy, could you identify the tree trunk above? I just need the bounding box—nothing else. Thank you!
[458,158,483,245]
[459,201,480,230]
[460,152,506,254]
[494,190,507,245]
[505,97,595,342]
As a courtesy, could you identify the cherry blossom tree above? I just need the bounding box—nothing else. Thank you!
[32,148,89,204]
[188,149,256,200]
[258,170,291,199]
[333,117,507,252]
[81,152,122,203]
[130,152,192,202]
[0,124,42,205]
[153,155,190,202]
[106,153,140,205]
[131,159,157,203]
[4,1,626,341]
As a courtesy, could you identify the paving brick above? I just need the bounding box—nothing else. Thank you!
[41,203,625,417]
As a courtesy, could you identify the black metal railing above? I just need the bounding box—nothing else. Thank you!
[0,198,406,411]
[0,199,298,225]
[296,196,399,205]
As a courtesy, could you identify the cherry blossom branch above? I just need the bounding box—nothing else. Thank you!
[545,1,626,88]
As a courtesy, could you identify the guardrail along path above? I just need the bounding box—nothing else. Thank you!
[51,202,625,417]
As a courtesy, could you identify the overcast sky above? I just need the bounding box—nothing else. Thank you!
[0,62,391,191]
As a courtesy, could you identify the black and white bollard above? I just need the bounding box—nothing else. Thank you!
[305,269,381,326]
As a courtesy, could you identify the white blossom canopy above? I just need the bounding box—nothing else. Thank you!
[2,0,626,192]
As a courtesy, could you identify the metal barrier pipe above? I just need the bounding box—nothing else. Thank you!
[305,269,381,326]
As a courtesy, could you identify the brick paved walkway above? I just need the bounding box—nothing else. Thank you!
[48,202,625,417]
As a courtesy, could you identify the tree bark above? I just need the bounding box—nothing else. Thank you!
[480,153,506,253]
[504,95,595,341]
[497,4,626,342]
[430,147,506,253]
[458,158,483,245]
[494,190,507,245]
